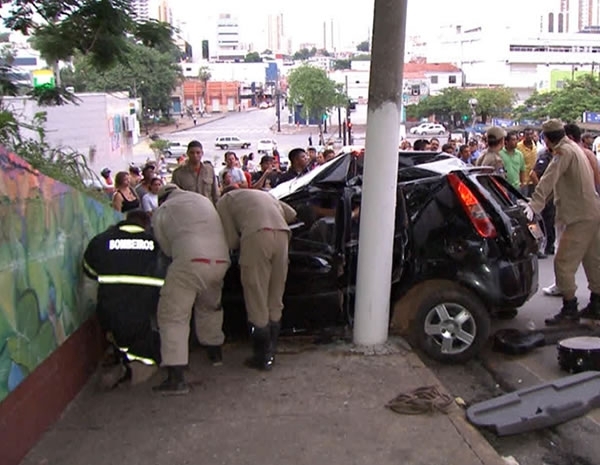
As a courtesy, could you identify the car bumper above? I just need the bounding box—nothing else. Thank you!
[457,254,539,309]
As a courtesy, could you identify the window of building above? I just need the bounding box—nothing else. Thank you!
[13,57,37,66]
[430,75,438,84]
[449,75,457,84]
[556,80,565,89]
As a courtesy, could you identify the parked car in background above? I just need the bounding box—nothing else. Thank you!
[222,150,541,364]
[257,138,277,153]
[162,141,187,158]
[259,102,269,109]
[215,136,251,150]
[410,123,446,136]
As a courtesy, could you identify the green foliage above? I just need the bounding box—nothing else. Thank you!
[514,74,600,122]
[293,47,317,61]
[262,49,272,55]
[353,54,371,61]
[198,66,211,84]
[149,138,169,161]
[333,59,351,70]
[409,87,516,124]
[62,43,181,114]
[357,40,370,52]
[287,65,340,121]
[244,51,262,63]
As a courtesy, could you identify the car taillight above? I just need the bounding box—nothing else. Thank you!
[448,173,497,238]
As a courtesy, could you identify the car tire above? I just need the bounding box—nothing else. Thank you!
[222,145,228,150]
[391,280,490,364]
[438,131,444,135]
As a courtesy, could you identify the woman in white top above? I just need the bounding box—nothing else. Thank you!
[142,177,162,215]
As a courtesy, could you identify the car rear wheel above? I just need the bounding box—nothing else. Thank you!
[222,145,228,150]
[391,280,490,363]
[438,131,444,135]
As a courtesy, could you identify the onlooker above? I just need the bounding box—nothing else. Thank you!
[135,164,156,200]
[413,139,430,151]
[112,171,140,213]
[220,151,248,188]
[457,144,472,164]
[252,155,280,190]
[582,132,594,151]
[441,143,454,155]
[171,140,219,204]
[142,177,162,215]
[128,165,142,188]
[323,148,336,162]
[468,139,481,163]
[564,123,600,193]
[499,131,527,190]
[100,168,114,195]
[278,148,309,184]
[429,137,440,152]
[517,127,537,196]
[307,146,318,170]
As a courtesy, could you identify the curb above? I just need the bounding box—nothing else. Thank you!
[407,352,506,465]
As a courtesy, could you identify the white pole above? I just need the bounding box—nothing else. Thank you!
[353,0,408,346]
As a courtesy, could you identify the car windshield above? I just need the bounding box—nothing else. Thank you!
[259,139,272,144]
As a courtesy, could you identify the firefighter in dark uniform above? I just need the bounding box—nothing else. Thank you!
[83,209,165,388]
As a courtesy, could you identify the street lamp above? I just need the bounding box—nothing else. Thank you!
[468,97,478,125]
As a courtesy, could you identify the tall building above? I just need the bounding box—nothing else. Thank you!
[545,0,600,32]
[130,0,174,24]
[267,14,284,53]
[217,14,240,50]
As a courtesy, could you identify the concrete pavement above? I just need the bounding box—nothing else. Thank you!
[20,337,505,465]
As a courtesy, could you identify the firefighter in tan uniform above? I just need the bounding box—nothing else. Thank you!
[524,119,600,325]
[151,184,230,394]
[171,140,220,204]
[216,187,297,370]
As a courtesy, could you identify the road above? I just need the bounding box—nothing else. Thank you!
[165,107,326,169]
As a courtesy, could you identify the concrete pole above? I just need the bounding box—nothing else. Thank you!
[353,0,408,346]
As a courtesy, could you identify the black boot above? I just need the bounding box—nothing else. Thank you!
[244,326,273,371]
[269,320,281,364]
[545,298,580,326]
[152,366,189,395]
[206,345,223,366]
[579,293,600,320]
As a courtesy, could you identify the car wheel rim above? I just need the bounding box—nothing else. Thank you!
[423,303,476,355]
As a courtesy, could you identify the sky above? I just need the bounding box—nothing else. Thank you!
[171,0,551,52]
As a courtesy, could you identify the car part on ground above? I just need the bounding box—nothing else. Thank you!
[492,328,546,355]
[466,371,600,436]
[558,336,600,373]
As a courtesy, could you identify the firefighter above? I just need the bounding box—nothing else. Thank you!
[83,209,165,388]
[216,187,297,371]
[152,184,230,395]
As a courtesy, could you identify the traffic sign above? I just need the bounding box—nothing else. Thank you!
[32,69,56,89]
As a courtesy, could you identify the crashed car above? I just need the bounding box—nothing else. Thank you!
[222,151,541,363]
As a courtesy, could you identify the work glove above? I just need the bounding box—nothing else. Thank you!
[517,199,535,222]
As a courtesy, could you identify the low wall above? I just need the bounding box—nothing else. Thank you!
[0,148,122,465]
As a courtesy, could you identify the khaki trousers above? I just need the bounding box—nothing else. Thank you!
[555,219,600,299]
[240,230,289,328]
[157,260,229,366]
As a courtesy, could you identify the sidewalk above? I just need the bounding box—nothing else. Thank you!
[20,338,504,465]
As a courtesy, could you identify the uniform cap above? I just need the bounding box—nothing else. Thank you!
[486,126,506,141]
[157,183,179,202]
[542,119,564,133]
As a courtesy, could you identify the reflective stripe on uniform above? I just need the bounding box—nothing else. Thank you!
[117,346,156,366]
[118,225,146,233]
[83,259,98,278]
[97,275,164,287]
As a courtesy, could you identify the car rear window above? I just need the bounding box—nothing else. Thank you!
[476,175,517,209]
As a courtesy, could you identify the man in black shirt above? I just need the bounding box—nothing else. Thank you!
[251,155,281,190]
[278,148,310,184]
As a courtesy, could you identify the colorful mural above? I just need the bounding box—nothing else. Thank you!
[0,148,122,403]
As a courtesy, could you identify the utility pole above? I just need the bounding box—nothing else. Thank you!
[338,106,342,138]
[353,0,408,346]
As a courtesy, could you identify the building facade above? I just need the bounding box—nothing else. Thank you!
[267,14,284,54]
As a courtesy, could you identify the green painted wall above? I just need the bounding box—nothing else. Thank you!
[550,69,591,90]
[0,149,121,402]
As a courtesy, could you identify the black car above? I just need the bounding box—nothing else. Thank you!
[222,151,541,363]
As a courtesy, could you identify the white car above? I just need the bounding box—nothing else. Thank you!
[257,138,277,153]
[410,123,446,136]
[215,136,251,150]
[259,102,269,109]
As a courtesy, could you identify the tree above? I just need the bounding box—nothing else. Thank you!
[61,42,181,115]
[514,75,600,122]
[318,49,330,57]
[262,49,272,55]
[356,40,370,52]
[293,48,311,61]
[353,54,371,61]
[333,59,351,71]
[197,65,211,113]
[244,51,262,63]
[407,86,515,126]
[287,65,340,138]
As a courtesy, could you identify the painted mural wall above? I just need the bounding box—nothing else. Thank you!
[0,148,122,403]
